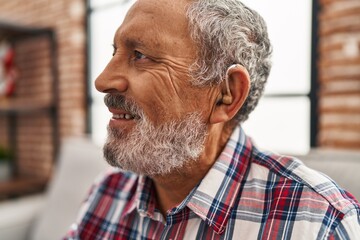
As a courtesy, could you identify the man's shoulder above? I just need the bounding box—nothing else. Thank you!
[230,145,360,239]
[248,148,360,216]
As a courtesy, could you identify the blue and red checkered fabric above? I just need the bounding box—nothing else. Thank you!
[64,126,360,239]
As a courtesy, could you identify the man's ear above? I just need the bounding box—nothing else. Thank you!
[210,64,250,124]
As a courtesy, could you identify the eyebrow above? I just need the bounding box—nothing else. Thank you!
[115,27,161,51]
[114,30,149,50]
[126,37,146,50]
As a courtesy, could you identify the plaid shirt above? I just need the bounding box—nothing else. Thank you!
[65,126,360,239]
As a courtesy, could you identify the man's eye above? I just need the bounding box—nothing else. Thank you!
[112,44,116,56]
[134,50,147,60]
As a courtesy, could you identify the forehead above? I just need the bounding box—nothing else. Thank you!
[115,0,195,56]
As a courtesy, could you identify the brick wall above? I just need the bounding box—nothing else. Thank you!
[13,36,53,177]
[318,0,360,149]
[0,0,86,178]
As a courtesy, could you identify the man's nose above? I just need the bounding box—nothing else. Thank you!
[95,58,129,93]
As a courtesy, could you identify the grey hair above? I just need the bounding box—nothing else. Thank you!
[186,0,272,123]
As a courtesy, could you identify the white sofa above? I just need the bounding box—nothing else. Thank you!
[0,194,46,240]
[0,138,359,240]
[0,137,109,240]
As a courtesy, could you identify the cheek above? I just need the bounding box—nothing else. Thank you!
[149,68,188,98]
[129,67,215,124]
[129,71,185,123]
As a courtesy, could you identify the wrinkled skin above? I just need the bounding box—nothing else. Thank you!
[95,0,250,216]
[96,0,220,127]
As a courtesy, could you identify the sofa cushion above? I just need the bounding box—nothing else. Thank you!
[30,137,110,240]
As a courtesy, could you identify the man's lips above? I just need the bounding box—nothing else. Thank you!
[108,108,136,120]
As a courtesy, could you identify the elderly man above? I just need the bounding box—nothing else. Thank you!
[66,0,360,239]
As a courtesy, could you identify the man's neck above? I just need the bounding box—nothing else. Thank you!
[151,123,233,217]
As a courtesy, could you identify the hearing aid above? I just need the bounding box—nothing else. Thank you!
[222,64,240,104]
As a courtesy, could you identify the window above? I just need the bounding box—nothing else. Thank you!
[88,0,136,146]
[241,0,314,155]
[88,0,316,155]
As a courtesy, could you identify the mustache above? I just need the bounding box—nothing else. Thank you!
[104,94,143,117]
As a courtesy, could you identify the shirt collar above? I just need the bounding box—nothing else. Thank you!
[186,126,252,234]
[123,126,253,233]
[122,175,164,222]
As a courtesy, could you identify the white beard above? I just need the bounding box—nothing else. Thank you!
[103,95,207,177]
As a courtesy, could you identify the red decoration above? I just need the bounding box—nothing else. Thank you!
[0,41,17,97]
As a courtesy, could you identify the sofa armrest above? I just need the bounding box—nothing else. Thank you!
[0,194,46,240]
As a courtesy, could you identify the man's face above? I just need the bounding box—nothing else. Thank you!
[95,0,220,175]
[96,0,219,131]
